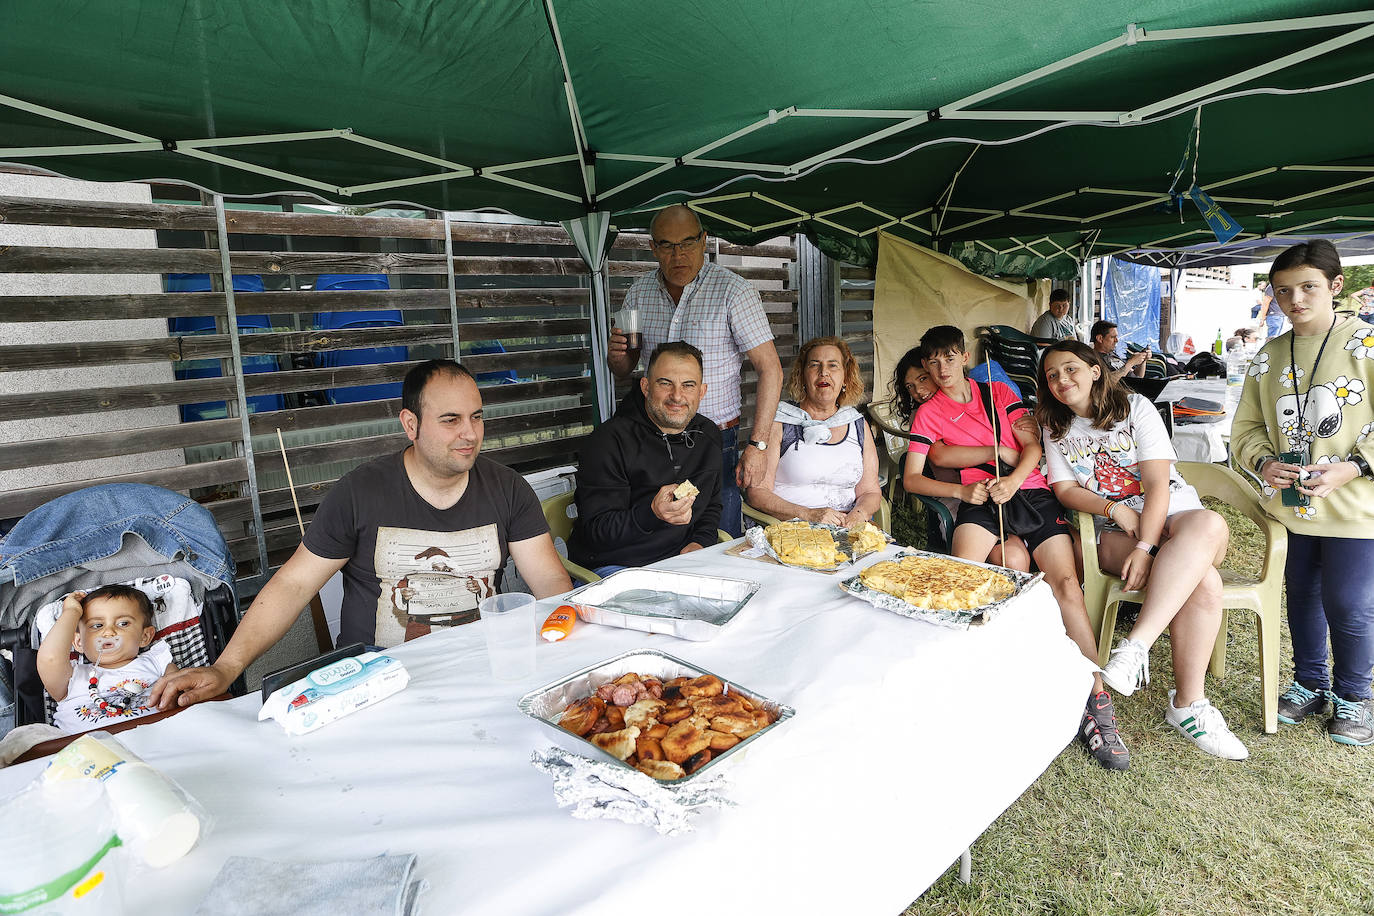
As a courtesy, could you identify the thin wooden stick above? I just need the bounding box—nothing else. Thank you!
[277,428,307,538]
[985,361,1005,546]
[278,429,333,653]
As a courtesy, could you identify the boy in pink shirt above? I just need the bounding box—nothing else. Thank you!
[902,326,1125,770]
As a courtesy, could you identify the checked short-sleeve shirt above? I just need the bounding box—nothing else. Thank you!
[624,261,773,426]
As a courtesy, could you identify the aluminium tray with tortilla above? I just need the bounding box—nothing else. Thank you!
[518,648,795,789]
[838,548,1040,630]
[745,520,887,573]
[561,568,761,641]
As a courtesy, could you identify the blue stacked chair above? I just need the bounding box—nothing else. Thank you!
[313,274,406,403]
[469,339,520,384]
[167,274,284,421]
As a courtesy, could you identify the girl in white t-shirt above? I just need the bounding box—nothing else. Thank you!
[1036,340,1249,762]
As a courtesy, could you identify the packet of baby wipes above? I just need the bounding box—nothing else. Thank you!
[259,652,409,736]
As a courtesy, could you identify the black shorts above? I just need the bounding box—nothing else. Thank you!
[954,487,1070,554]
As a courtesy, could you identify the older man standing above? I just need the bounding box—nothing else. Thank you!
[607,205,784,536]
[570,342,721,575]
[152,359,572,708]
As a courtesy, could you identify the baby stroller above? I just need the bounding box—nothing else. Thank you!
[0,483,242,731]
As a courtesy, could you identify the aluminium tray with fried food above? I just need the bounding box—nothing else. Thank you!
[838,548,1040,630]
[517,649,795,789]
[745,520,889,573]
[561,568,761,641]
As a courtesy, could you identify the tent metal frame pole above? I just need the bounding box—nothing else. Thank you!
[1125,23,1374,122]
[213,193,270,586]
[541,0,596,203]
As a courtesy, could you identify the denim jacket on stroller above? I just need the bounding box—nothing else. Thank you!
[0,483,240,731]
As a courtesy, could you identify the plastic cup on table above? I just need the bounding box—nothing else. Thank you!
[480,592,538,681]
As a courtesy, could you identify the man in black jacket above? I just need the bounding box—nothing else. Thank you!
[569,342,723,574]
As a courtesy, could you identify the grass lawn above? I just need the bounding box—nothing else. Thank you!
[895,497,1374,916]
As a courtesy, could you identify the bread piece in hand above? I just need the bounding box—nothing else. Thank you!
[672,479,699,500]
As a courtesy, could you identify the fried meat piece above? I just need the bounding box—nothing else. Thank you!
[603,705,626,729]
[659,701,693,724]
[679,675,724,699]
[635,759,685,781]
[558,696,606,737]
[624,698,666,730]
[589,725,641,761]
[683,748,713,775]
[661,720,711,764]
[636,736,665,761]
[709,714,763,738]
[705,730,739,751]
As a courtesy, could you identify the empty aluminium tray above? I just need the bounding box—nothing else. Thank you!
[561,568,762,641]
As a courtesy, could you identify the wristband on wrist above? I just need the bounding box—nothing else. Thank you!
[1350,454,1372,480]
[1256,455,1278,474]
[1135,540,1159,557]
[1104,500,1117,522]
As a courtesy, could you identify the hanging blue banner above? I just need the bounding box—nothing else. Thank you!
[1167,110,1243,245]
[1186,185,1243,245]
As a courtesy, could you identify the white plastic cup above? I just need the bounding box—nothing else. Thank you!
[103,762,201,868]
[481,592,537,680]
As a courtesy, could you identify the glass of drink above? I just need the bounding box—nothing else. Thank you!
[619,306,642,369]
[480,592,537,681]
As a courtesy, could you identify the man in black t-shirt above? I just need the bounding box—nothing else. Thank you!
[152,360,572,709]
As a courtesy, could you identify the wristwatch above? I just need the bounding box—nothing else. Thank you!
[748,439,768,451]
[1351,453,1372,479]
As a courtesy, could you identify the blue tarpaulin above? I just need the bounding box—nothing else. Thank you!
[1103,258,1161,351]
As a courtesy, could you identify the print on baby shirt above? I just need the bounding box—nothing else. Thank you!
[76,672,158,724]
[374,524,500,646]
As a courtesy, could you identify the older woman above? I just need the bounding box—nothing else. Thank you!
[746,336,882,527]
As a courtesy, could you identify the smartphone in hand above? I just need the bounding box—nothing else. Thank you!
[1278,450,1309,507]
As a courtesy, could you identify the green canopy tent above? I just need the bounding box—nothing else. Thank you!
[3,2,1372,276]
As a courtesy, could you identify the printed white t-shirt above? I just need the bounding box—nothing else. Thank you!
[54,639,174,733]
[1043,393,1202,521]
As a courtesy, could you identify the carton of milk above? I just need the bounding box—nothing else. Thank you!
[259,652,409,735]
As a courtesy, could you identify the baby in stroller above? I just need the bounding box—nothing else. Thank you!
[38,585,179,733]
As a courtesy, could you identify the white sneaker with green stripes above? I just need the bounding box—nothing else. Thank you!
[1164,690,1249,760]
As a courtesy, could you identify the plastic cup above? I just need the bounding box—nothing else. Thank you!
[618,306,642,367]
[481,592,537,680]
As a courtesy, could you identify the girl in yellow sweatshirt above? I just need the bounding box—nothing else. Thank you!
[1231,239,1374,745]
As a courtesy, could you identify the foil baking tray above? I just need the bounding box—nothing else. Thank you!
[837,548,1041,630]
[744,521,886,573]
[562,568,761,641]
[518,648,794,788]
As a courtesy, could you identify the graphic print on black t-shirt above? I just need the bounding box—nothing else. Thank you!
[373,523,500,646]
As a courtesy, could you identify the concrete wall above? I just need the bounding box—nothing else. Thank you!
[0,173,184,491]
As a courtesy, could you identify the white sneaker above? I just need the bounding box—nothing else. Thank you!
[1165,690,1250,760]
[1101,638,1150,696]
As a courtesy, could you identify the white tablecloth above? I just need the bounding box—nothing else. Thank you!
[1160,378,1233,463]
[0,543,1094,916]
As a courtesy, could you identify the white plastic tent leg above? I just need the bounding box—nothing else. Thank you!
[959,847,972,884]
[561,211,616,422]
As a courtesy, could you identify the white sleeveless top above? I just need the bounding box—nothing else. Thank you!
[772,419,864,511]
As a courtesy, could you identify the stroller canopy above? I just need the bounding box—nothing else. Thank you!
[0,483,234,631]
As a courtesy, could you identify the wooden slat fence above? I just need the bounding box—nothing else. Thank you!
[0,194,796,595]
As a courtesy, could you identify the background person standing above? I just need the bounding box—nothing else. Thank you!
[607,205,783,536]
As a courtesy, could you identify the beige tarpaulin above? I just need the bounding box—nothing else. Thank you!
[872,231,1047,415]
